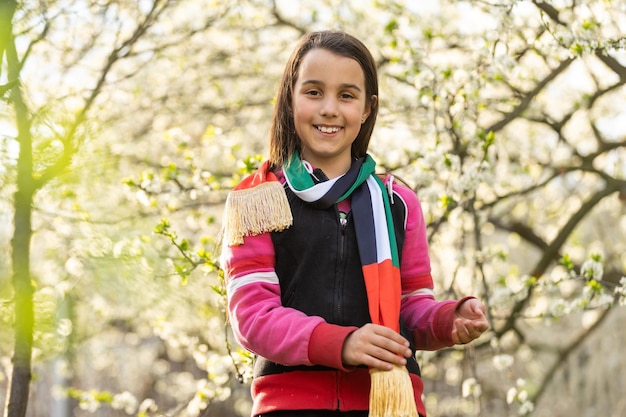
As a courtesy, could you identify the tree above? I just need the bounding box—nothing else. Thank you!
[140,1,626,415]
[360,1,626,415]
[1,1,235,415]
[2,2,35,415]
[1,1,625,416]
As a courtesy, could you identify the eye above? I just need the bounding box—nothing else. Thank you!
[340,91,356,100]
[305,89,321,97]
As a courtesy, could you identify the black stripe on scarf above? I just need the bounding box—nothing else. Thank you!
[352,180,378,265]
[311,157,365,209]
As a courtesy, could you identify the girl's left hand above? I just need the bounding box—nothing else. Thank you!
[451,298,489,345]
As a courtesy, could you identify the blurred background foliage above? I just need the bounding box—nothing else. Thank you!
[1,0,625,416]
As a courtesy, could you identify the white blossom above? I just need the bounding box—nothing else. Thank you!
[615,277,626,306]
[462,377,482,398]
[549,299,571,318]
[78,392,100,413]
[493,354,514,370]
[519,400,535,415]
[57,318,73,337]
[139,398,158,414]
[581,259,603,280]
[111,391,138,414]
[506,387,518,405]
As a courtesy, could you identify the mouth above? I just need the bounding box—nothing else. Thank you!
[315,125,342,134]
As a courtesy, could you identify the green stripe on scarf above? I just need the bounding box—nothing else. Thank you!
[285,151,376,203]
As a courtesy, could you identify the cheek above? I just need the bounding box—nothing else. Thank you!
[292,97,315,115]
[349,105,368,123]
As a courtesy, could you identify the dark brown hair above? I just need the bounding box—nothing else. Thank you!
[268,30,379,168]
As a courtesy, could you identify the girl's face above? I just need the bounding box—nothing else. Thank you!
[292,48,371,178]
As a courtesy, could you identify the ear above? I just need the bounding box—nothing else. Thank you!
[362,95,377,123]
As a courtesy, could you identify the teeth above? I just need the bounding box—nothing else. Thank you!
[317,126,340,133]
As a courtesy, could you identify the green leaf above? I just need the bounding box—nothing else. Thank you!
[154,218,171,234]
[165,162,178,180]
[93,390,114,403]
[586,279,602,293]
[483,131,496,150]
[439,194,456,209]
[525,276,538,287]
[571,42,585,56]
[559,254,574,271]
[385,19,398,34]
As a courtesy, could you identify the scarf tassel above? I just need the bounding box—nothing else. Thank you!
[370,364,419,417]
[223,181,293,246]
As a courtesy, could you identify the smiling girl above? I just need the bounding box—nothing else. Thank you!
[221,30,489,417]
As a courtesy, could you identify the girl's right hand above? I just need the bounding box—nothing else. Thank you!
[341,323,412,370]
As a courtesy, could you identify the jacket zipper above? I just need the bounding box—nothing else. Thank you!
[335,211,346,410]
[335,209,348,324]
[338,211,348,262]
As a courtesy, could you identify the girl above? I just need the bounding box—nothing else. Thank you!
[221,30,489,417]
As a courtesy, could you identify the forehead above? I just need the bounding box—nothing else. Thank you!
[296,48,366,88]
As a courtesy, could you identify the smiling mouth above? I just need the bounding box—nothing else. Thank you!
[316,125,342,134]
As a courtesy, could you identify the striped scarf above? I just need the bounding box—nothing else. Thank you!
[283,152,401,332]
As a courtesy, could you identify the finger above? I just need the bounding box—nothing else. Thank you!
[364,356,396,371]
[367,336,411,361]
[457,318,489,343]
[368,325,411,357]
[367,346,408,368]
[346,342,406,371]
[452,328,468,345]
[451,329,461,345]
[472,302,488,319]
[370,324,410,347]
[453,319,473,344]
[473,317,490,333]
[459,299,486,320]
[342,325,411,368]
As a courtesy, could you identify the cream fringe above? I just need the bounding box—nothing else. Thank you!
[223,181,293,246]
[369,364,419,417]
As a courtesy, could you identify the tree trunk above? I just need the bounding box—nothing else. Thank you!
[3,1,35,415]
[7,187,34,417]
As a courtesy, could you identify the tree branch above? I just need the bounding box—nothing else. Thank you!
[532,0,565,25]
[594,51,626,81]
[494,183,621,336]
[34,0,172,190]
[531,305,615,406]
[485,57,574,134]
[0,0,17,76]
[270,0,307,34]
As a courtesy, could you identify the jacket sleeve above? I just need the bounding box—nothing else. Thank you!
[393,182,467,350]
[221,232,355,369]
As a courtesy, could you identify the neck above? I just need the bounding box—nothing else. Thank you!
[302,156,352,179]
[319,164,350,179]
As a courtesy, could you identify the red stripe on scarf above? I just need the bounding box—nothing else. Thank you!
[362,259,401,333]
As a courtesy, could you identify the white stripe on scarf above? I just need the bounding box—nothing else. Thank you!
[283,169,343,202]
[367,176,392,263]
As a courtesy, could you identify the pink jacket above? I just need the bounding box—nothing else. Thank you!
[222,175,468,416]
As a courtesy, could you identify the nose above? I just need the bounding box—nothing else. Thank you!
[320,97,339,117]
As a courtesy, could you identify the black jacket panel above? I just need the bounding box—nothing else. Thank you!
[255,183,419,377]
